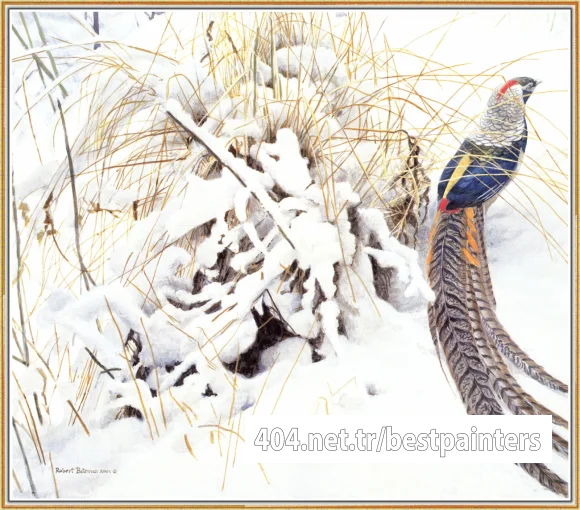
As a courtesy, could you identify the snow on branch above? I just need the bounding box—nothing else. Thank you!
[165,99,296,250]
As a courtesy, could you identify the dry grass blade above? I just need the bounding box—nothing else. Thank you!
[57,99,96,290]
[12,418,37,498]
[11,168,29,365]
[66,400,90,436]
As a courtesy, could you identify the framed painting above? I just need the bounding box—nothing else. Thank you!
[2,2,577,507]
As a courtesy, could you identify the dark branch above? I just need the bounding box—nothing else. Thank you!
[57,99,96,290]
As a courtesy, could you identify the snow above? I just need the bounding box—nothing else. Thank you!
[165,172,242,241]
[8,8,571,504]
[276,44,348,88]
[251,128,313,196]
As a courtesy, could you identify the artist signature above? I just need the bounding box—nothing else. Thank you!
[55,467,117,474]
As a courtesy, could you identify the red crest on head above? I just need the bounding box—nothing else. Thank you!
[496,79,519,102]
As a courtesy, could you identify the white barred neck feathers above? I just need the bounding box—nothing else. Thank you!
[468,82,527,147]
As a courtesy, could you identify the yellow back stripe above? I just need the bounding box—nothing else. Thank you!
[443,154,471,200]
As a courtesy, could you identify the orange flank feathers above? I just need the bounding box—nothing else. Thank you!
[462,247,480,267]
[426,247,433,270]
[467,229,479,252]
[465,208,476,232]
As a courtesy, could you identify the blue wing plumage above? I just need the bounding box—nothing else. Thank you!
[437,134,526,210]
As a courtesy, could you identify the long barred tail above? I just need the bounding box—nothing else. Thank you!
[519,463,568,497]
[471,207,568,395]
[427,210,502,415]
[427,206,568,497]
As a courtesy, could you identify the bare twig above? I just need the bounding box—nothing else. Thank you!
[92,12,100,50]
[12,355,28,366]
[166,108,296,250]
[84,348,117,380]
[12,418,37,498]
[57,99,96,290]
[264,289,298,336]
[33,393,43,425]
[100,368,121,375]
[11,169,29,365]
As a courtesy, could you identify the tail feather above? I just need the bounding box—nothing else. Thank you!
[468,253,569,455]
[428,211,502,415]
[552,432,569,458]
[428,302,453,388]
[518,463,568,497]
[467,240,568,428]
[427,206,568,497]
[473,207,496,307]
[479,311,568,393]
[466,269,536,416]
[470,208,568,394]
[465,268,530,414]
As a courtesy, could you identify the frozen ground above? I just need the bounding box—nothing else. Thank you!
[8,8,571,502]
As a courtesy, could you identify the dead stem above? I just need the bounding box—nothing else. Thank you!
[12,418,37,498]
[66,400,91,436]
[83,347,117,380]
[49,452,60,498]
[11,168,29,364]
[57,99,96,290]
